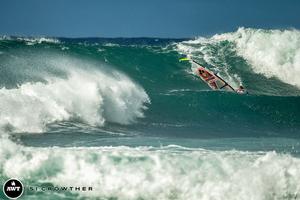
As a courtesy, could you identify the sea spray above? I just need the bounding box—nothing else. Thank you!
[0,54,149,133]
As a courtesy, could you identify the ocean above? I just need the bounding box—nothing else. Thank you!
[1,27,300,200]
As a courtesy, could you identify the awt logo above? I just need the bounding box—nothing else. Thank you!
[3,179,24,199]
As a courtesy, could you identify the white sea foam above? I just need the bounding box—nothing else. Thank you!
[0,55,149,133]
[1,137,300,200]
[177,28,300,88]
[103,43,120,47]
[0,36,60,45]
[227,28,300,88]
[17,37,60,45]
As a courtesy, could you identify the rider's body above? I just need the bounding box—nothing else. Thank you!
[236,85,247,94]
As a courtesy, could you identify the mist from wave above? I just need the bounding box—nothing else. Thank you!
[0,52,149,133]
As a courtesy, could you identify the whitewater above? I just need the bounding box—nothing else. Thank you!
[1,28,300,200]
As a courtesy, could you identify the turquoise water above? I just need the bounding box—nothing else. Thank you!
[1,28,300,199]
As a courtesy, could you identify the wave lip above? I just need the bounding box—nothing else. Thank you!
[223,28,300,88]
[0,65,149,133]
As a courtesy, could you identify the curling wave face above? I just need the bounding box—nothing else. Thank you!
[0,53,149,133]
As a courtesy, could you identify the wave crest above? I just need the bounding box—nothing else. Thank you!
[0,62,149,133]
[177,27,300,89]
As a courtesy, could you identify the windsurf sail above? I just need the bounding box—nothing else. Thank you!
[180,57,236,92]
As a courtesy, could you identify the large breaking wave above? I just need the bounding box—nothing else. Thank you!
[177,27,300,89]
[0,52,149,133]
